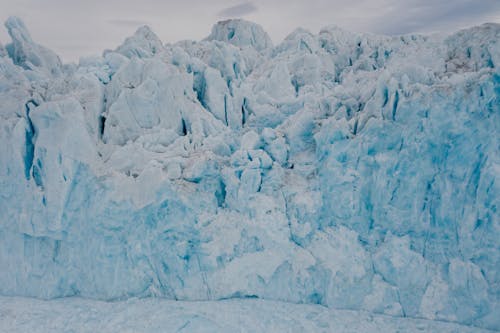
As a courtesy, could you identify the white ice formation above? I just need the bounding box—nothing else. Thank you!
[0,17,498,330]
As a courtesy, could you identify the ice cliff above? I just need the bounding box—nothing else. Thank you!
[0,17,498,330]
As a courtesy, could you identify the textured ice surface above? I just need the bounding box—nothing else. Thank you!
[0,17,499,330]
[0,296,495,333]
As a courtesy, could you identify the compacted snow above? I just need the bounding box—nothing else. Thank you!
[0,16,498,331]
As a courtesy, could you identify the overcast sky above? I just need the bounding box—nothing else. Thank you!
[1,0,499,62]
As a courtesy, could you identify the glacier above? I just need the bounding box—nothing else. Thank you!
[0,16,499,331]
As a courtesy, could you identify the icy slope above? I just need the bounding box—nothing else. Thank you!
[0,17,498,330]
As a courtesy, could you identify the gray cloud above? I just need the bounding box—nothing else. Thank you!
[365,0,500,34]
[108,19,149,27]
[217,2,258,18]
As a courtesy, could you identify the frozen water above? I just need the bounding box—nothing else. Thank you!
[0,296,493,333]
[206,19,273,52]
[0,17,499,330]
[4,16,62,75]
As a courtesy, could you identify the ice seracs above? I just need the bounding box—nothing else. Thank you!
[206,19,273,52]
[115,25,164,59]
[0,17,498,330]
[4,16,62,75]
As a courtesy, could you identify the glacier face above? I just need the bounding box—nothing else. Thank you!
[0,17,498,330]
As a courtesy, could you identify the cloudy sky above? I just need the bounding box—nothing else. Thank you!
[1,0,499,61]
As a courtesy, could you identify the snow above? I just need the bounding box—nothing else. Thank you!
[0,16,499,331]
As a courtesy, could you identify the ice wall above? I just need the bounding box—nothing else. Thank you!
[0,17,498,330]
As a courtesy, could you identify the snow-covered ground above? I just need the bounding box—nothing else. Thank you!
[0,296,495,333]
[0,16,499,331]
